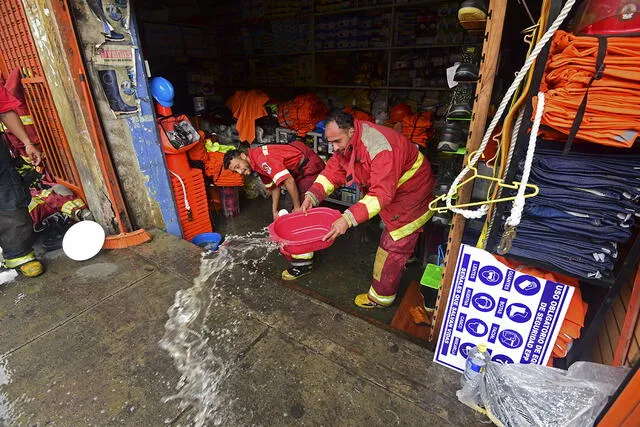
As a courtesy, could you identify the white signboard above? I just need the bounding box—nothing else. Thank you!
[434,244,575,372]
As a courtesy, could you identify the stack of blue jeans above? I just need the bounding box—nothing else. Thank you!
[506,145,640,279]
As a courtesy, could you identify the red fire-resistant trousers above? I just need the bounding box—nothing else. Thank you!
[367,227,421,306]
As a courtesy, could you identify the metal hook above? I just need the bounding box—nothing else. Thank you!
[517,0,537,26]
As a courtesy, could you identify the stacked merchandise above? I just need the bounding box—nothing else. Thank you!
[265,0,312,19]
[315,0,355,13]
[389,48,457,88]
[315,11,391,50]
[277,93,329,136]
[395,2,464,46]
[535,30,640,148]
[241,18,311,55]
[506,146,640,280]
[271,18,312,54]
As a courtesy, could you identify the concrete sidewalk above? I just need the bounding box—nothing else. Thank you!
[0,230,478,426]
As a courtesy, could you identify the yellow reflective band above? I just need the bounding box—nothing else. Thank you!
[341,212,355,227]
[389,209,434,241]
[62,200,76,216]
[273,169,290,183]
[0,115,34,132]
[4,251,36,268]
[28,197,44,213]
[292,252,314,260]
[397,152,424,187]
[358,195,381,219]
[372,247,388,281]
[265,181,275,189]
[368,286,395,305]
[315,175,334,196]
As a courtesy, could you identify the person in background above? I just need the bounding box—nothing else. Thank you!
[0,85,43,277]
[301,110,435,309]
[224,140,325,280]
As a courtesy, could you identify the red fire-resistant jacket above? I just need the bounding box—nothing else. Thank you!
[306,120,435,241]
[249,141,324,190]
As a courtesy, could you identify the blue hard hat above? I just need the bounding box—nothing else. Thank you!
[150,77,175,107]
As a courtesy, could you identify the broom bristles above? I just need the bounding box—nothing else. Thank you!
[102,229,152,250]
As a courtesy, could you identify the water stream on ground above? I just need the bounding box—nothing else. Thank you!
[159,231,278,426]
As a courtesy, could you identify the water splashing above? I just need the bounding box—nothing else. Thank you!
[0,357,18,425]
[159,231,278,426]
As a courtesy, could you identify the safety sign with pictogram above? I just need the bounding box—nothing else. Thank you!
[434,244,574,373]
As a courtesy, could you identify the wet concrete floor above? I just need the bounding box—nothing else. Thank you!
[0,223,480,425]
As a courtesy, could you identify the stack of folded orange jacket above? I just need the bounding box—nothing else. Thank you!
[399,111,434,148]
[495,256,587,364]
[277,94,328,137]
[534,30,640,147]
[188,141,244,187]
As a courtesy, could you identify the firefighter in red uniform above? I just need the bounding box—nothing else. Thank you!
[301,111,435,308]
[0,84,44,277]
[224,140,326,279]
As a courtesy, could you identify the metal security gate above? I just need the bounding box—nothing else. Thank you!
[0,0,85,199]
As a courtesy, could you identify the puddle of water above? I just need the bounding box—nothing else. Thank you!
[0,357,19,425]
[75,263,119,278]
[160,231,278,426]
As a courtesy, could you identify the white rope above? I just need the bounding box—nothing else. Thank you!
[169,170,191,211]
[444,0,577,218]
[505,91,544,227]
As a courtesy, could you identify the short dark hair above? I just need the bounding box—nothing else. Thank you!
[223,149,243,169]
[327,110,354,131]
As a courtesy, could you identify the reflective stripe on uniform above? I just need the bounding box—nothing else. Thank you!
[305,191,319,206]
[292,252,314,260]
[389,209,434,241]
[361,124,391,159]
[273,169,290,183]
[4,251,37,268]
[343,210,357,227]
[357,194,381,219]
[28,197,44,213]
[315,175,334,195]
[367,285,395,305]
[0,115,33,132]
[265,181,275,189]
[261,145,269,155]
[397,152,424,187]
[372,247,389,281]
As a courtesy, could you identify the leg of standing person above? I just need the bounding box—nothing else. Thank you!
[355,228,421,308]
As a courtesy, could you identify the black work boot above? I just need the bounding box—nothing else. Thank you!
[98,70,138,114]
[282,265,313,281]
[447,85,474,120]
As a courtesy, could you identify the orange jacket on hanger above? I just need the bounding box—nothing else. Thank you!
[226,90,270,144]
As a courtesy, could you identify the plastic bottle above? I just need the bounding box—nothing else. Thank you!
[461,343,489,387]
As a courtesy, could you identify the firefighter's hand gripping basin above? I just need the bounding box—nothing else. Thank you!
[268,207,341,255]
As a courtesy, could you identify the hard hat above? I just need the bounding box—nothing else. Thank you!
[150,76,175,107]
[389,103,412,123]
[574,0,640,35]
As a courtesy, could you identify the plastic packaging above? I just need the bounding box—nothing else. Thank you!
[457,361,629,427]
[461,344,490,387]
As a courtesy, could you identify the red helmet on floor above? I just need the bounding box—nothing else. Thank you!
[574,0,640,35]
[389,103,412,123]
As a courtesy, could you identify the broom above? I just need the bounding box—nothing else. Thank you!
[80,72,152,249]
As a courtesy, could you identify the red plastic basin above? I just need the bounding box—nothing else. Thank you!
[268,207,342,255]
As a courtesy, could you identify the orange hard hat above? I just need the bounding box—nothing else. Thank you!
[390,103,412,123]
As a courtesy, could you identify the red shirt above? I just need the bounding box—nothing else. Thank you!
[248,141,319,190]
[0,85,21,114]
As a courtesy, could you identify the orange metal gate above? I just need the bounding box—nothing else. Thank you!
[0,0,85,199]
